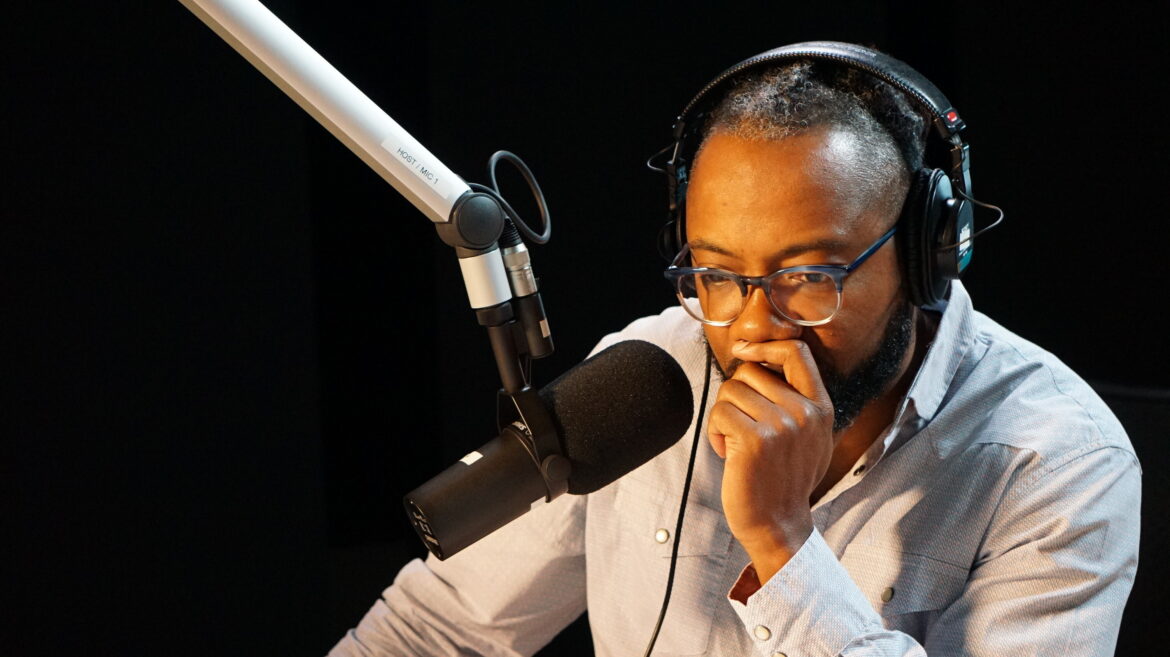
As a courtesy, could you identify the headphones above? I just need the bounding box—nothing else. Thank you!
[653,41,976,308]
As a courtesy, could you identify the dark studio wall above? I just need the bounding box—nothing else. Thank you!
[4,2,1166,655]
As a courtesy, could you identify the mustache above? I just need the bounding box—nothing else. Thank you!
[721,357,747,381]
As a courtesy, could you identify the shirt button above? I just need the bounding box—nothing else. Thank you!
[853,464,866,476]
[654,528,670,543]
[772,653,788,657]
[881,587,896,602]
[753,625,772,641]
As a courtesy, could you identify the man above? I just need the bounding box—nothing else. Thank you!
[330,44,1140,656]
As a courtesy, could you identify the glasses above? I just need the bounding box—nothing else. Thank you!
[663,225,898,327]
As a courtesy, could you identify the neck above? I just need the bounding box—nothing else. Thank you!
[811,308,937,502]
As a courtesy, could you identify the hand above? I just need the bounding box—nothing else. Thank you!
[708,340,835,583]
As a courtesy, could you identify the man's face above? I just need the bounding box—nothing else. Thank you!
[685,128,913,431]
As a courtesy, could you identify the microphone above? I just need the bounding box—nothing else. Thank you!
[404,339,694,560]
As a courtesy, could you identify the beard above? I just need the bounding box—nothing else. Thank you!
[711,300,915,433]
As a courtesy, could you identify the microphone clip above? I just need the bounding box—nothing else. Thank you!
[497,388,570,502]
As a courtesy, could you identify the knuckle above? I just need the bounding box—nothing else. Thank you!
[710,399,733,418]
[715,380,741,400]
[793,406,814,430]
[786,399,831,433]
[775,413,800,435]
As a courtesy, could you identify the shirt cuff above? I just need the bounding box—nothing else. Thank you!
[727,528,883,656]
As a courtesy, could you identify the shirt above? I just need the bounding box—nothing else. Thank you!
[328,282,1141,656]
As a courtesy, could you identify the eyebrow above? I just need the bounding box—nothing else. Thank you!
[689,236,853,262]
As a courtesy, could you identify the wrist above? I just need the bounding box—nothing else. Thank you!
[737,515,814,585]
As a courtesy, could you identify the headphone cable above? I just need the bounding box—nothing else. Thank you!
[935,188,1005,251]
[641,352,714,657]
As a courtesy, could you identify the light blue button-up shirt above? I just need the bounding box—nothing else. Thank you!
[330,282,1140,656]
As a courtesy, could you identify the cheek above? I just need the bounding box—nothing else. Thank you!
[801,326,847,374]
[702,326,735,373]
[805,325,860,374]
[823,254,904,354]
[807,291,899,370]
[810,270,900,351]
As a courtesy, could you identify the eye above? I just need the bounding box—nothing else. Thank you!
[782,270,834,286]
[699,272,739,291]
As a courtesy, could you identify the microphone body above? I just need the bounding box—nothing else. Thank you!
[405,339,695,560]
[405,422,549,560]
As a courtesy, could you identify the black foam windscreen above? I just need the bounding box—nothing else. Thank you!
[539,339,695,494]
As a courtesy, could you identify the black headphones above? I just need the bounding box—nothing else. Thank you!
[653,41,976,308]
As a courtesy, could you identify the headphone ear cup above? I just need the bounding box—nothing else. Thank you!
[657,185,687,261]
[899,168,940,307]
[934,190,974,283]
[902,168,965,307]
[657,218,682,261]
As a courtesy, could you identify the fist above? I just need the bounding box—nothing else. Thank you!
[708,340,835,579]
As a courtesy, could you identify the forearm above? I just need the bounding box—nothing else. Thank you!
[327,493,589,657]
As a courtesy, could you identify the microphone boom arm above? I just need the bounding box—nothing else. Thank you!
[179,0,552,394]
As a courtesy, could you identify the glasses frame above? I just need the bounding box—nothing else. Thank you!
[663,225,899,327]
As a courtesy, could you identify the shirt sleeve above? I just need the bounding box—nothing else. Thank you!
[727,444,1141,656]
[327,490,589,657]
[729,529,897,656]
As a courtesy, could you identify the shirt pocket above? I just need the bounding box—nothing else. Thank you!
[607,476,734,656]
[838,542,969,641]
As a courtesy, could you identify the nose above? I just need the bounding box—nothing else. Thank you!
[729,286,802,344]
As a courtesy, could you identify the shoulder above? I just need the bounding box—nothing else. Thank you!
[588,306,709,377]
[937,308,1139,480]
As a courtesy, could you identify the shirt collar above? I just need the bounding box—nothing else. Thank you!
[827,281,983,484]
[897,280,980,427]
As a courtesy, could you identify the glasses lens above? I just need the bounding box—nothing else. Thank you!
[676,271,742,324]
[769,270,841,324]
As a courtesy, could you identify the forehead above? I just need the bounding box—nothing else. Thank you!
[685,128,887,252]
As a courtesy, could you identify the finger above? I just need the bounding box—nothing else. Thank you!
[716,373,807,425]
[730,340,831,409]
[707,427,726,459]
[706,396,757,459]
[715,374,825,444]
[725,362,797,406]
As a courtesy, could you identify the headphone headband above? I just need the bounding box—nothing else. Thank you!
[667,41,971,206]
[675,41,966,142]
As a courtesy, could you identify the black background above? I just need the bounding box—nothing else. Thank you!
[5,2,1167,655]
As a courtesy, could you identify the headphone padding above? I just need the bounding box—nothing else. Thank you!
[899,168,937,307]
[657,218,682,261]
